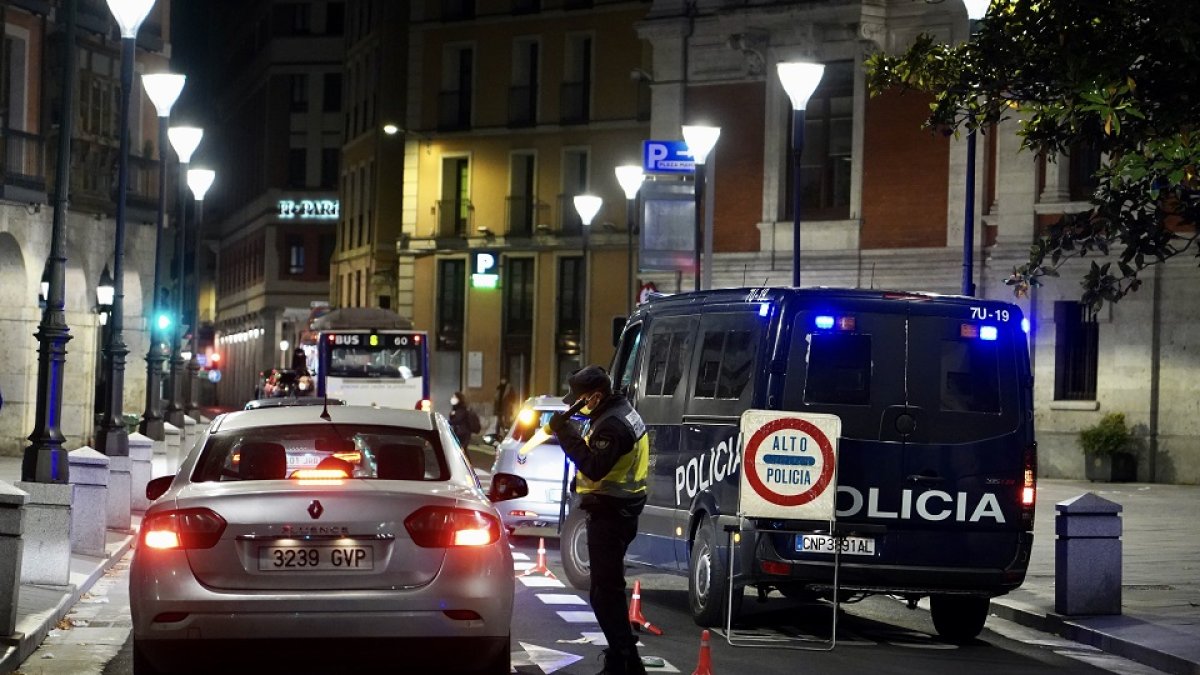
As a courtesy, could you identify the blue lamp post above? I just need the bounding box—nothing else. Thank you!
[777,61,825,288]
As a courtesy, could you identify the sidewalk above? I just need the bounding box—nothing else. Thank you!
[992,479,1200,675]
[0,458,138,674]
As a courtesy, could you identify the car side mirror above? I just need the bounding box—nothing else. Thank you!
[147,475,173,501]
[481,433,501,447]
[488,472,529,503]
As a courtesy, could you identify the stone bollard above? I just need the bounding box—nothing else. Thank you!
[106,452,132,533]
[69,447,110,557]
[164,422,181,474]
[128,433,154,513]
[13,478,72,587]
[0,481,28,636]
[1055,492,1123,615]
[183,416,199,460]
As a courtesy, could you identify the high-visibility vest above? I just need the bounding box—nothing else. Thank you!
[575,400,649,499]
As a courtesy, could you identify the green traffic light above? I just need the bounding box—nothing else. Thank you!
[156,314,172,331]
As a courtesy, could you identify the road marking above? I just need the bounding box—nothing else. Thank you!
[518,576,565,588]
[556,610,598,623]
[642,657,681,673]
[514,561,536,571]
[516,642,584,674]
[512,552,531,561]
[536,593,587,605]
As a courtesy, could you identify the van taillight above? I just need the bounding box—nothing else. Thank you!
[1020,444,1037,530]
[141,508,226,550]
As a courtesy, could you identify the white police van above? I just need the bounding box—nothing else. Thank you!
[559,287,1036,642]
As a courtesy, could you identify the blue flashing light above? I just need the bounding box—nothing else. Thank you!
[814,315,835,330]
[980,325,999,341]
[758,303,770,317]
[1021,318,1030,334]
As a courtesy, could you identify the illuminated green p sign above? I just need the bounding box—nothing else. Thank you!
[471,251,499,288]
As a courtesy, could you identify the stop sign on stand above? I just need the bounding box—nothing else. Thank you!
[738,410,841,521]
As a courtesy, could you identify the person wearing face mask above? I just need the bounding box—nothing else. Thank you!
[546,365,649,675]
[448,391,474,449]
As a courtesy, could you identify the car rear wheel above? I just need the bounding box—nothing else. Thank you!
[688,518,742,627]
[132,640,163,675]
[561,507,591,591]
[930,594,990,643]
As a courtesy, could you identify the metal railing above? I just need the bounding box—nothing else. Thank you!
[508,85,537,127]
[438,91,472,131]
[557,193,583,236]
[0,128,46,191]
[506,195,537,237]
[560,81,589,125]
[436,198,471,237]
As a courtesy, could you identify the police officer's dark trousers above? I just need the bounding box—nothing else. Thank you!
[585,505,639,653]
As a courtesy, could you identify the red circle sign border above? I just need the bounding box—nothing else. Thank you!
[743,417,836,507]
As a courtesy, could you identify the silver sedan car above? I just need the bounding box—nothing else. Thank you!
[490,396,587,532]
[131,405,527,674]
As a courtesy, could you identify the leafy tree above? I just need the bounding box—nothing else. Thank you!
[865,0,1199,309]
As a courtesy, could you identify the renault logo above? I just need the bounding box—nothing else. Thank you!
[307,500,324,520]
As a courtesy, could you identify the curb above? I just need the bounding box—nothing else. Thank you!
[990,598,1200,675]
[0,532,136,674]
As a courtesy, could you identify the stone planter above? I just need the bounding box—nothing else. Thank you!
[1085,452,1137,482]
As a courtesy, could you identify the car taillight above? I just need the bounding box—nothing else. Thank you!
[141,508,226,550]
[404,506,500,548]
[418,399,432,412]
[1021,443,1038,530]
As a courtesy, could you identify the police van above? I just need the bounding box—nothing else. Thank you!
[558,287,1036,642]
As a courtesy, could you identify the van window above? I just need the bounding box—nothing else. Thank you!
[695,330,755,400]
[805,333,871,405]
[645,326,692,397]
[613,324,643,395]
[940,340,1000,413]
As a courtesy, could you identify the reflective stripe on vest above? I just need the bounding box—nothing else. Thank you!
[576,404,649,499]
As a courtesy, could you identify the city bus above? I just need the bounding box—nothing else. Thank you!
[309,309,431,410]
[559,287,1036,643]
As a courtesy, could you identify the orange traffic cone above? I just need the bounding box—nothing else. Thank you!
[627,580,663,635]
[691,629,714,675]
[518,538,557,579]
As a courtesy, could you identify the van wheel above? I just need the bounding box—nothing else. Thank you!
[930,595,990,643]
[560,508,591,591]
[688,518,742,627]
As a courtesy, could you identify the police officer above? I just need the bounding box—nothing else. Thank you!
[548,365,649,675]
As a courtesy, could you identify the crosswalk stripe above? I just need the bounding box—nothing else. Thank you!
[513,561,535,571]
[536,593,587,605]
[556,610,598,623]
[512,552,531,561]
[518,576,565,588]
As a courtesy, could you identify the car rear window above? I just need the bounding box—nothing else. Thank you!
[191,424,449,482]
[805,333,872,405]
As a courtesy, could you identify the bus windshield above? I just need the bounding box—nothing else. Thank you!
[329,343,424,379]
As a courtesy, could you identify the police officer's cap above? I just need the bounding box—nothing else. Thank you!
[562,365,611,405]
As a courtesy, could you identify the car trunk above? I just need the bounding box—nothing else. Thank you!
[176,480,451,591]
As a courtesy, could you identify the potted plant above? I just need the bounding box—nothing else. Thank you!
[1079,412,1137,482]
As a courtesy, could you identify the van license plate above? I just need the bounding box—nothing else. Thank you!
[796,535,876,556]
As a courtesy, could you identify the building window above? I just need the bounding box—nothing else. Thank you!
[437,259,466,351]
[287,236,305,274]
[273,2,311,36]
[326,2,345,35]
[289,73,309,113]
[1069,143,1103,202]
[1054,301,1099,401]
[508,39,539,127]
[321,148,339,189]
[438,46,473,131]
[512,0,540,14]
[785,60,853,220]
[559,149,588,235]
[323,73,342,113]
[508,153,536,236]
[318,234,335,275]
[288,148,306,188]
[439,157,470,236]
[504,257,535,335]
[561,35,592,124]
[355,269,363,307]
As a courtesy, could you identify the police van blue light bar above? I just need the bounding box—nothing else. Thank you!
[814,315,855,331]
[815,315,835,329]
[758,303,770,317]
[980,326,999,341]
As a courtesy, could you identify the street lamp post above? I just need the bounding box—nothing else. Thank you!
[777,61,826,288]
[614,165,645,315]
[22,0,79,483]
[185,167,215,418]
[96,0,156,459]
[94,266,115,427]
[681,125,720,291]
[163,126,202,428]
[960,0,990,297]
[138,72,185,441]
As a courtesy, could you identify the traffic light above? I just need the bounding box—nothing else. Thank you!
[155,312,173,331]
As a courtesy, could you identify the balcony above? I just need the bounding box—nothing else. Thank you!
[442,0,475,21]
[438,91,472,132]
[436,198,472,237]
[508,85,537,127]
[506,195,539,237]
[0,128,46,198]
[68,138,158,217]
[560,81,590,125]
[557,194,583,236]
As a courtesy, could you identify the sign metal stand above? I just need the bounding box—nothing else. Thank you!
[721,411,844,651]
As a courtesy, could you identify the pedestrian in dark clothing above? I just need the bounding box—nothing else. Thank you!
[494,378,516,434]
[548,366,649,675]
[448,391,473,449]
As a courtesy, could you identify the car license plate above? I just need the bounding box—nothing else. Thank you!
[795,534,876,556]
[258,545,374,571]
